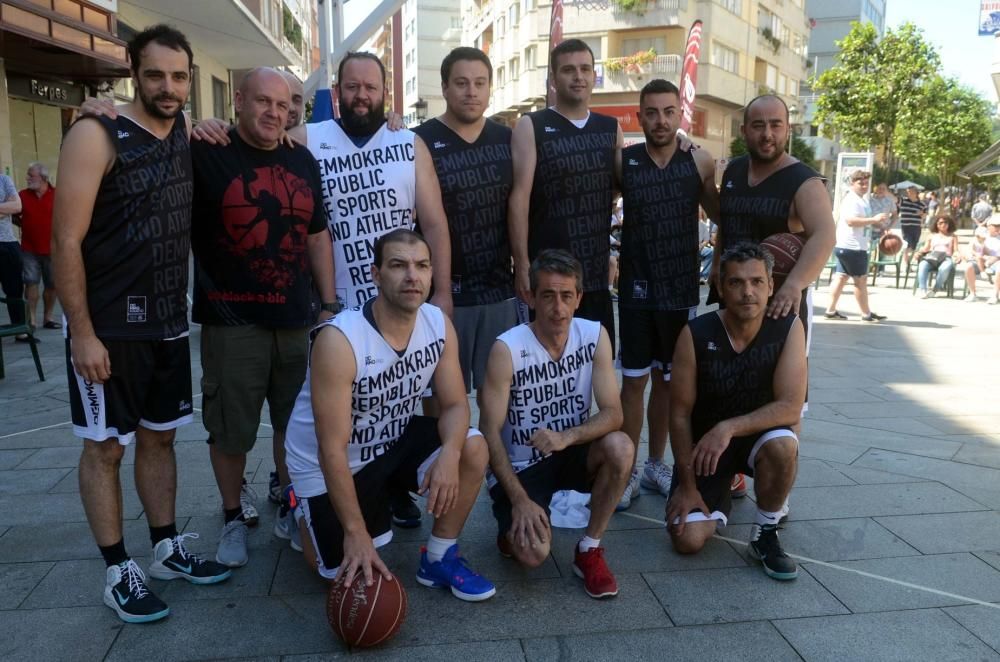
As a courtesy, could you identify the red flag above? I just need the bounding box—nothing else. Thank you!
[679,20,703,134]
[545,0,564,106]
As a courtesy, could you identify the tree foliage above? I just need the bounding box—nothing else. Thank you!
[728,135,820,172]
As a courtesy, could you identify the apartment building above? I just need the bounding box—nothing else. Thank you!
[463,0,811,158]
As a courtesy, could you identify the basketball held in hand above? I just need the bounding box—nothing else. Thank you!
[760,233,806,287]
[327,571,407,648]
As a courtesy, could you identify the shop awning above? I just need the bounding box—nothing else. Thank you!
[958,139,1000,179]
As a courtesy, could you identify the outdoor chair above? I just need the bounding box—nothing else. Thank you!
[0,297,45,381]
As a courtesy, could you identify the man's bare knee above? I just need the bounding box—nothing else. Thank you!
[512,541,550,568]
[82,440,125,467]
[621,375,648,396]
[670,529,709,555]
[755,436,797,468]
[597,431,634,472]
[461,434,490,473]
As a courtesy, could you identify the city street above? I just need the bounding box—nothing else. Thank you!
[1,279,999,661]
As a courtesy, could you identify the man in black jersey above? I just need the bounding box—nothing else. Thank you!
[508,38,625,345]
[616,79,720,510]
[413,47,517,409]
[667,242,806,580]
[52,25,230,625]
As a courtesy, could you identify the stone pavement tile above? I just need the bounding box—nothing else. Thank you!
[773,608,1000,662]
[802,553,1000,612]
[854,448,1000,489]
[797,439,868,464]
[546,527,748,575]
[874,511,1000,554]
[803,420,962,460]
[18,446,109,470]
[722,517,920,562]
[826,462,924,484]
[0,394,71,419]
[521,621,802,662]
[977,551,1000,573]
[0,448,34,469]
[953,444,1000,471]
[20,556,148,609]
[286,641,527,662]
[0,490,143,526]
[780,482,986,521]
[792,459,856,487]
[155,548,281,603]
[643,566,848,626]
[920,415,1000,436]
[0,561,54,608]
[269,547,328,596]
[0,423,78,450]
[834,416,952,437]
[808,388,888,404]
[0,605,121,661]
[943,605,1000,654]
[0,519,185,562]
[105,595,345,661]
[0,467,70,494]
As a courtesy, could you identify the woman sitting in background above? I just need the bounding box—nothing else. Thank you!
[916,215,958,299]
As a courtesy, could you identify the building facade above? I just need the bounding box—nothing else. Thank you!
[400,0,463,124]
[463,0,811,159]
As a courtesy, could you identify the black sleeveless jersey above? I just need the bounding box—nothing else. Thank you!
[689,312,796,441]
[413,118,514,306]
[83,115,193,340]
[619,144,702,310]
[528,109,617,292]
[718,155,823,250]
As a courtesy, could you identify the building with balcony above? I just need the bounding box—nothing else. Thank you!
[463,0,811,159]
[398,0,463,125]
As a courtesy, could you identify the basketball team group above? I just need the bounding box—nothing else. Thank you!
[50,23,840,627]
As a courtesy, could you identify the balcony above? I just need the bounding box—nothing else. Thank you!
[564,0,686,33]
[596,54,681,93]
[696,62,754,108]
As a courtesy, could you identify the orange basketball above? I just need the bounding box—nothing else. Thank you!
[760,233,806,279]
[879,233,903,256]
[327,572,407,648]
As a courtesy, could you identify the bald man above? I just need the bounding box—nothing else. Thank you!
[281,70,305,129]
[190,67,334,567]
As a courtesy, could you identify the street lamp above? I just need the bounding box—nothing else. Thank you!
[414,98,428,123]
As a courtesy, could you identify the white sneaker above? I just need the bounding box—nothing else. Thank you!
[988,296,999,305]
[273,506,303,552]
[615,469,640,511]
[640,459,673,497]
[919,289,931,299]
[964,293,978,302]
[216,519,249,567]
[239,481,259,526]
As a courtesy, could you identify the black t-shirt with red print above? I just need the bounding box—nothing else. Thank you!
[191,129,327,328]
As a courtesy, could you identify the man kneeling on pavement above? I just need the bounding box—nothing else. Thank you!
[666,241,806,580]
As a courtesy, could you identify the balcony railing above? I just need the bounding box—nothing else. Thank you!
[603,54,681,77]
[609,0,686,16]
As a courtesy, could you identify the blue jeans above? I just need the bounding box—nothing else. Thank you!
[917,257,954,291]
[699,246,713,280]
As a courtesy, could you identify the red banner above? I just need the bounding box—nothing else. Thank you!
[545,0,564,106]
[679,20,703,134]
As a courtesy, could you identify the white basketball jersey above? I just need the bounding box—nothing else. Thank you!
[284,303,446,498]
[307,120,417,308]
[488,319,600,487]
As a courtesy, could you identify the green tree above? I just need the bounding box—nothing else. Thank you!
[895,76,993,187]
[812,21,940,176]
[728,135,819,172]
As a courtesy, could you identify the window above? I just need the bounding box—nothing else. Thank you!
[186,65,200,118]
[777,73,787,95]
[621,36,665,56]
[711,42,739,73]
[212,76,229,121]
[510,56,520,78]
[787,78,798,97]
[581,36,603,61]
[496,66,505,86]
[508,3,520,26]
[691,108,706,138]
[765,63,777,90]
[718,0,740,14]
[451,16,461,29]
[524,45,537,70]
[522,0,536,13]
[497,16,506,35]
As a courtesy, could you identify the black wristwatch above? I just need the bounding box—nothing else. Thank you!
[320,301,342,314]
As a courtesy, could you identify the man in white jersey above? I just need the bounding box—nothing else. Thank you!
[479,249,634,599]
[284,229,495,600]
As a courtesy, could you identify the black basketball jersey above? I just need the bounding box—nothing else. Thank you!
[619,144,702,310]
[413,118,514,306]
[528,108,617,293]
[688,311,796,441]
[718,155,823,250]
[83,115,193,340]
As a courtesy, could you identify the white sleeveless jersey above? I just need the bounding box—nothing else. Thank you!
[284,303,446,498]
[488,319,600,487]
[307,120,417,308]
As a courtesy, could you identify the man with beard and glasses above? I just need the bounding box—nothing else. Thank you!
[51,24,231,625]
[614,79,720,511]
[411,47,517,411]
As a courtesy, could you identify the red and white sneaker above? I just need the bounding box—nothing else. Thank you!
[731,473,748,498]
[572,544,618,599]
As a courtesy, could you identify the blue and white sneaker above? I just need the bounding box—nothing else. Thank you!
[416,544,496,602]
[103,559,170,624]
[148,533,233,583]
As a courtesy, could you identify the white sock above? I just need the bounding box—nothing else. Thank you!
[425,535,456,562]
[755,508,783,526]
[578,535,601,553]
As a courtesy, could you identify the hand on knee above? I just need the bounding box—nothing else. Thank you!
[512,538,550,568]
[670,529,707,555]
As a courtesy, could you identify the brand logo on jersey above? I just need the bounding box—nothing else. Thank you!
[117,130,130,139]
[520,349,530,359]
[628,158,639,166]
[178,400,191,412]
[433,141,448,149]
[319,142,333,150]
[725,180,734,189]
[127,296,147,323]
[544,126,558,133]
[632,280,648,300]
[707,341,718,351]
[364,355,383,366]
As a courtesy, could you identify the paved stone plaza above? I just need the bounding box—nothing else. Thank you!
[2,280,1000,661]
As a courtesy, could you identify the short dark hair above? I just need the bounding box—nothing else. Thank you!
[639,78,680,109]
[934,215,956,234]
[373,229,430,268]
[549,38,594,73]
[742,94,789,126]
[720,241,774,279]
[530,249,583,293]
[337,52,386,89]
[441,47,492,84]
[127,24,193,76]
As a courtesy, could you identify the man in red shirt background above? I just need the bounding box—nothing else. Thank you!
[16,162,60,329]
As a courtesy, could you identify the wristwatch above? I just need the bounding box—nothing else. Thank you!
[320,301,342,314]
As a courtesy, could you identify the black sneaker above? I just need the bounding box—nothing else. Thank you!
[148,533,232,584]
[861,312,887,322]
[103,559,170,623]
[823,311,847,320]
[267,471,281,504]
[390,489,422,528]
[748,524,798,580]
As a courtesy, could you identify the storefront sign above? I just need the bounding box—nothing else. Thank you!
[7,74,85,106]
[594,105,640,134]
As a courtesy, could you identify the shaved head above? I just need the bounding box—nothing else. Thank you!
[281,70,305,128]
